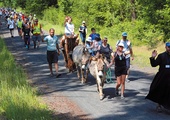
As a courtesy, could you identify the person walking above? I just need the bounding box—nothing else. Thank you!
[89,28,100,41]
[79,21,87,45]
[8,16,15,37]
[97,37,113,64]
[32,18,42,49]
[22,19,31,49]
[116,32,134,82]
[16,18,23,37]
[42,28,61,78]
[146,42,170,112]
[108,42,127,99]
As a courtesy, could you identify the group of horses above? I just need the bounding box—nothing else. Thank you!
[61,35,108,100]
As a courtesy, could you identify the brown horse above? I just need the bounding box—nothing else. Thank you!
[61,34,79,72]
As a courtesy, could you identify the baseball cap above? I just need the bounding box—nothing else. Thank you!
[86,37,92,42]
[122,32,127,36]
[118,42,124,47]
[82,21,85,24]
[165,42,170,47]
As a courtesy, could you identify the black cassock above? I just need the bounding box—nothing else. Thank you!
[146,51,170,110]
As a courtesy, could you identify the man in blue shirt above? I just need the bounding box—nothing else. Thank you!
[89,28,100,41]
[42,28,61,78]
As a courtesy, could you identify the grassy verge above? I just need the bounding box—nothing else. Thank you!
[0,38,53,120]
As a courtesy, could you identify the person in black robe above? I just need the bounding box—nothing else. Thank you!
[146,42,170,112]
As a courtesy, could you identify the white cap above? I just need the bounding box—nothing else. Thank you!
[82,21,85,24]
[118,42,124,47]
[86,37,92,42]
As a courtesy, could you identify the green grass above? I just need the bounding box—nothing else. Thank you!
[0,38,53,120]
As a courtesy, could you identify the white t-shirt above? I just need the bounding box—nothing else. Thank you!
[116,39,132,58]
[9,20,15,29]
[0,11,2,15]
[44,35,58,51]
[65,22,74,34]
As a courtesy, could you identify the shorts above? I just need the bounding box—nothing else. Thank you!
[65,33,72,37]
[115,66,127,77]
[9,28,14,31]
[32,35,41,42]
[17,27,21,33]
[47,51,58,64]
[126,57,130,69]
[24,36,30,42]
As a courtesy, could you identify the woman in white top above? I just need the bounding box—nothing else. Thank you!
[8,17,15,37]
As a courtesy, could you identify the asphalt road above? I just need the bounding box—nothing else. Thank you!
[0,20,170,120]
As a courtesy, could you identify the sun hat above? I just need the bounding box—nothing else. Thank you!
[82,21,85,24]
[122,32,127,36]
[86,37,92,42]
[165,42,170,47]
[118,42,124,47]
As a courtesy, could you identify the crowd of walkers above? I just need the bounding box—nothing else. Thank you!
[1,8,170,113]
[1,8,42,49]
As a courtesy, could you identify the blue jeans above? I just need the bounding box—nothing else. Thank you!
[126,57,130,69]
[80,33,86,43]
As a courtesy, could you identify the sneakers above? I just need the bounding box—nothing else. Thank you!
[126,78,130,83]
[121,94,125,99]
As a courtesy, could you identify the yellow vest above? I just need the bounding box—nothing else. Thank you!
[33,24,41,34]
[17,21,22,28]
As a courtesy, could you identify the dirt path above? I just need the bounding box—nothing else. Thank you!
[0,19,169,120]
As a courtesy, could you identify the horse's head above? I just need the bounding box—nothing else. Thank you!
[96,54,106,78]
[81,47,91,70]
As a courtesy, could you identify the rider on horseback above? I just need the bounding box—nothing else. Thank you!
[60,16,79,50]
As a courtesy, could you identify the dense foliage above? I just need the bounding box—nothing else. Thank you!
[2,0,170,46]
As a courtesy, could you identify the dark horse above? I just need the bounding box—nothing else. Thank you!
[61,34,79,72]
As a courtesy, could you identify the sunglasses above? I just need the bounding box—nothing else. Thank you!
[167,46,170,48]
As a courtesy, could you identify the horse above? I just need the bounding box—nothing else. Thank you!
[61,34,79,72]
[72,45,91,83]
[89,54,108,100]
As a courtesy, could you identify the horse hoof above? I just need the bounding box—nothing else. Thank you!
[100,95,104,100]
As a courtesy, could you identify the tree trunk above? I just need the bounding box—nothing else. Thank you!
[131,0,136,21]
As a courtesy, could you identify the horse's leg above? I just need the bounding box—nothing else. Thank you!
[81,68,85,84]
[62,49,68,68]
[84,69,89,83]
[76,64,80,79]
[97,78,104,100]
